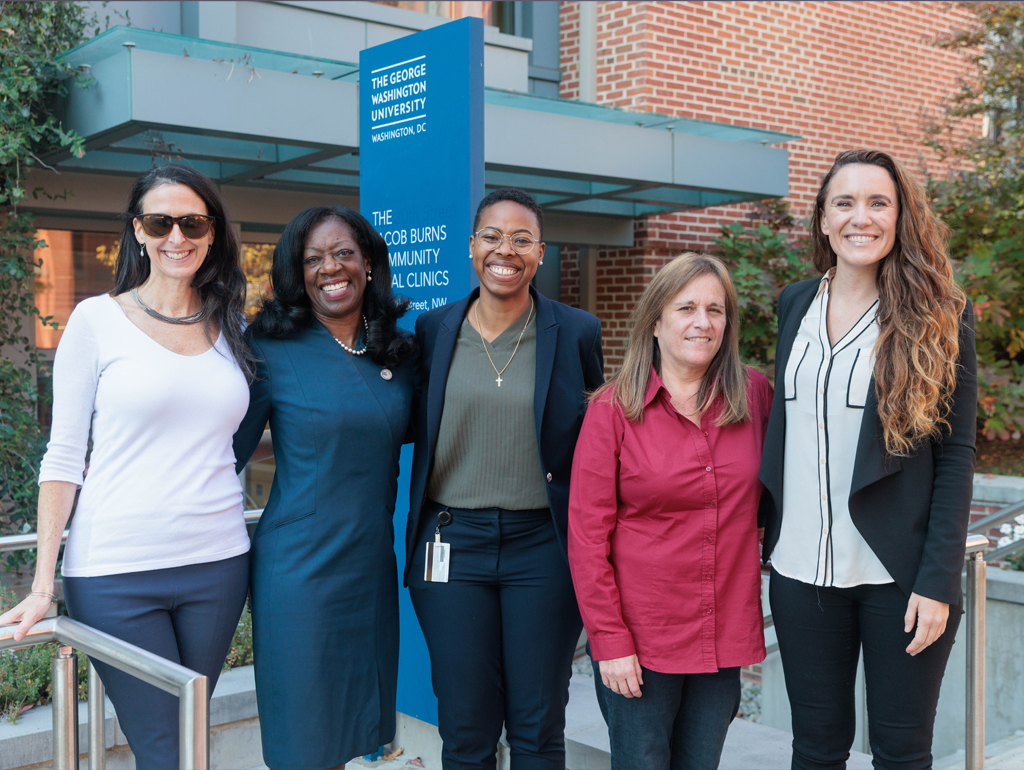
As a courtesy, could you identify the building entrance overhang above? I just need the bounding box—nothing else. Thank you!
[46,27,797,244]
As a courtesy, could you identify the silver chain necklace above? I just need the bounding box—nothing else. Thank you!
[333,316,370,356]
[130,287,207,325]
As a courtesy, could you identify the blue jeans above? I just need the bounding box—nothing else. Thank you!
[63,553,249,770]
[591,654,740,770]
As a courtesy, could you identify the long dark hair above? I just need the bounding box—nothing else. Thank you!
[249,206,415,368]
[811,149,966,456]
[114,164,257,382]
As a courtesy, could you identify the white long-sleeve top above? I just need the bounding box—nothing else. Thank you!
[39,295,251,577]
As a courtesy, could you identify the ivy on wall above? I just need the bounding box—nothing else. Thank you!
[0,1,89,567]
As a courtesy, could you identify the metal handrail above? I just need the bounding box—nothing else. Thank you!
[965,533,988,770]
[970,498,1024,534]
[967,498,1024,563]
[0,616,209,769]
[0,509,266,553]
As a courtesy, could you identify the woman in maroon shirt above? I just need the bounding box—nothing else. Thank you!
[569,252,772,770]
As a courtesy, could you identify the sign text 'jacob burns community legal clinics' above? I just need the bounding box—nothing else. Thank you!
[371,208,451,310]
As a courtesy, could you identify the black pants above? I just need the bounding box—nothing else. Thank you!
[409,501,583,770]
[769,569,961,770]
[63,553,250,770]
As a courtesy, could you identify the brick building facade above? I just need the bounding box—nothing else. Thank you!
[556,1,975,371]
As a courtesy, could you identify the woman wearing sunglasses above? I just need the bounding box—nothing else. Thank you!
[407,188,605,769]
[0,165,254,768]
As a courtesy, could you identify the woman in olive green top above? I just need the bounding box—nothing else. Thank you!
[407,188,605,770]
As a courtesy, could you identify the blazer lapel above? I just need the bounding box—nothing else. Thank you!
[533,289,558,441]
[426,292,474,461]
[850,379,902,497]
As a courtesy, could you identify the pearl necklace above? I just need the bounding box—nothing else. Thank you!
[333,316,369,356]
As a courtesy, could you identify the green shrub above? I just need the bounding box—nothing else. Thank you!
[924,2,1024,439]
[712,200,815,376]
[0,2,90,569]
[222,605,253,672]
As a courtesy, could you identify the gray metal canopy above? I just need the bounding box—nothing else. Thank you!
[52,27,794,225]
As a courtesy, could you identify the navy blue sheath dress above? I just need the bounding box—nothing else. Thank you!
[233,322,414,770]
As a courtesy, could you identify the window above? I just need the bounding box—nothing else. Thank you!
[377,1,516,33]
[34,230,118,349]
[33,229,276,347]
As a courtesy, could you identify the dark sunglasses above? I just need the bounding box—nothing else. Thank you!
[137,213,215,239]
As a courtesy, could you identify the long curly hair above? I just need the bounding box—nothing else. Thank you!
[115,164,257,382]
[249,206,415,368]
[811,149,966,456]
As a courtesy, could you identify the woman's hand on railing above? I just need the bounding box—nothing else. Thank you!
[904,592,949,656]
[0,593,54,642]
[598,654,644,698]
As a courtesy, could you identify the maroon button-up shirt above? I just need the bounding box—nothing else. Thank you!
[568,367,772,674]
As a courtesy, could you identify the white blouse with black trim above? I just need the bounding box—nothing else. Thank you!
[771,277,895,588]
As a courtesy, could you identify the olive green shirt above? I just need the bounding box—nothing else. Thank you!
[427,306,549,510]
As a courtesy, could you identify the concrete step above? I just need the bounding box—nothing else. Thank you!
[935,730,1024,770]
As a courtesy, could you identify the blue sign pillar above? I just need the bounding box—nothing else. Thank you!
[359,17,485,725]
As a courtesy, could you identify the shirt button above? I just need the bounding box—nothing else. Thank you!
[546,473,552,482]
[705,536,714,545]
[819,423,824,429]
[705,466,712,472]
[703,431,709,436]
[819,388,824,394]
[820,458,826,465]
[822,494,827,501]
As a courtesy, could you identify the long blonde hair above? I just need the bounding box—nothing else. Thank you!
[812,150,966,456]
[593,253,749,425]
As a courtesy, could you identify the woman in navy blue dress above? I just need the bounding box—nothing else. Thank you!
[233,206,416,770]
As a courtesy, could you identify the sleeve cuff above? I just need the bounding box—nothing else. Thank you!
[587,632,637,662]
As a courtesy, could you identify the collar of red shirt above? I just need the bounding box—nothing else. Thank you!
[643,365,668,408]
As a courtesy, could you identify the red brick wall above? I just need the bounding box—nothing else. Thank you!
[556,1,977,372]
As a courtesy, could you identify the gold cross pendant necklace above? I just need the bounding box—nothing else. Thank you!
[475,298,534,387]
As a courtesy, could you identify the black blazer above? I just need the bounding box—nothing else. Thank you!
[759,278,977,606]
[404,287,604,585]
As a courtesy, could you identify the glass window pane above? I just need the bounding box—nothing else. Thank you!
[241,243,274,320]
[34,230,118,349]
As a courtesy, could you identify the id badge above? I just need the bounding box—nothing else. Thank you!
[424,537,450,583]
[424,509,453,583]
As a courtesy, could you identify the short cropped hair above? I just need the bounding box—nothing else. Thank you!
[473,188,544,239]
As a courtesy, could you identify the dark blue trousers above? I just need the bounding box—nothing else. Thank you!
[409,502,583,770]
[591,656,740,770]
[63,553,249,770]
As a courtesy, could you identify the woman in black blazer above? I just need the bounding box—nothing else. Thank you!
[759,149,976,770]
[407,188,604,770]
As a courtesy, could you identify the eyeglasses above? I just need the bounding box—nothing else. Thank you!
[474,228,538,255]
[137,213,215,239]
